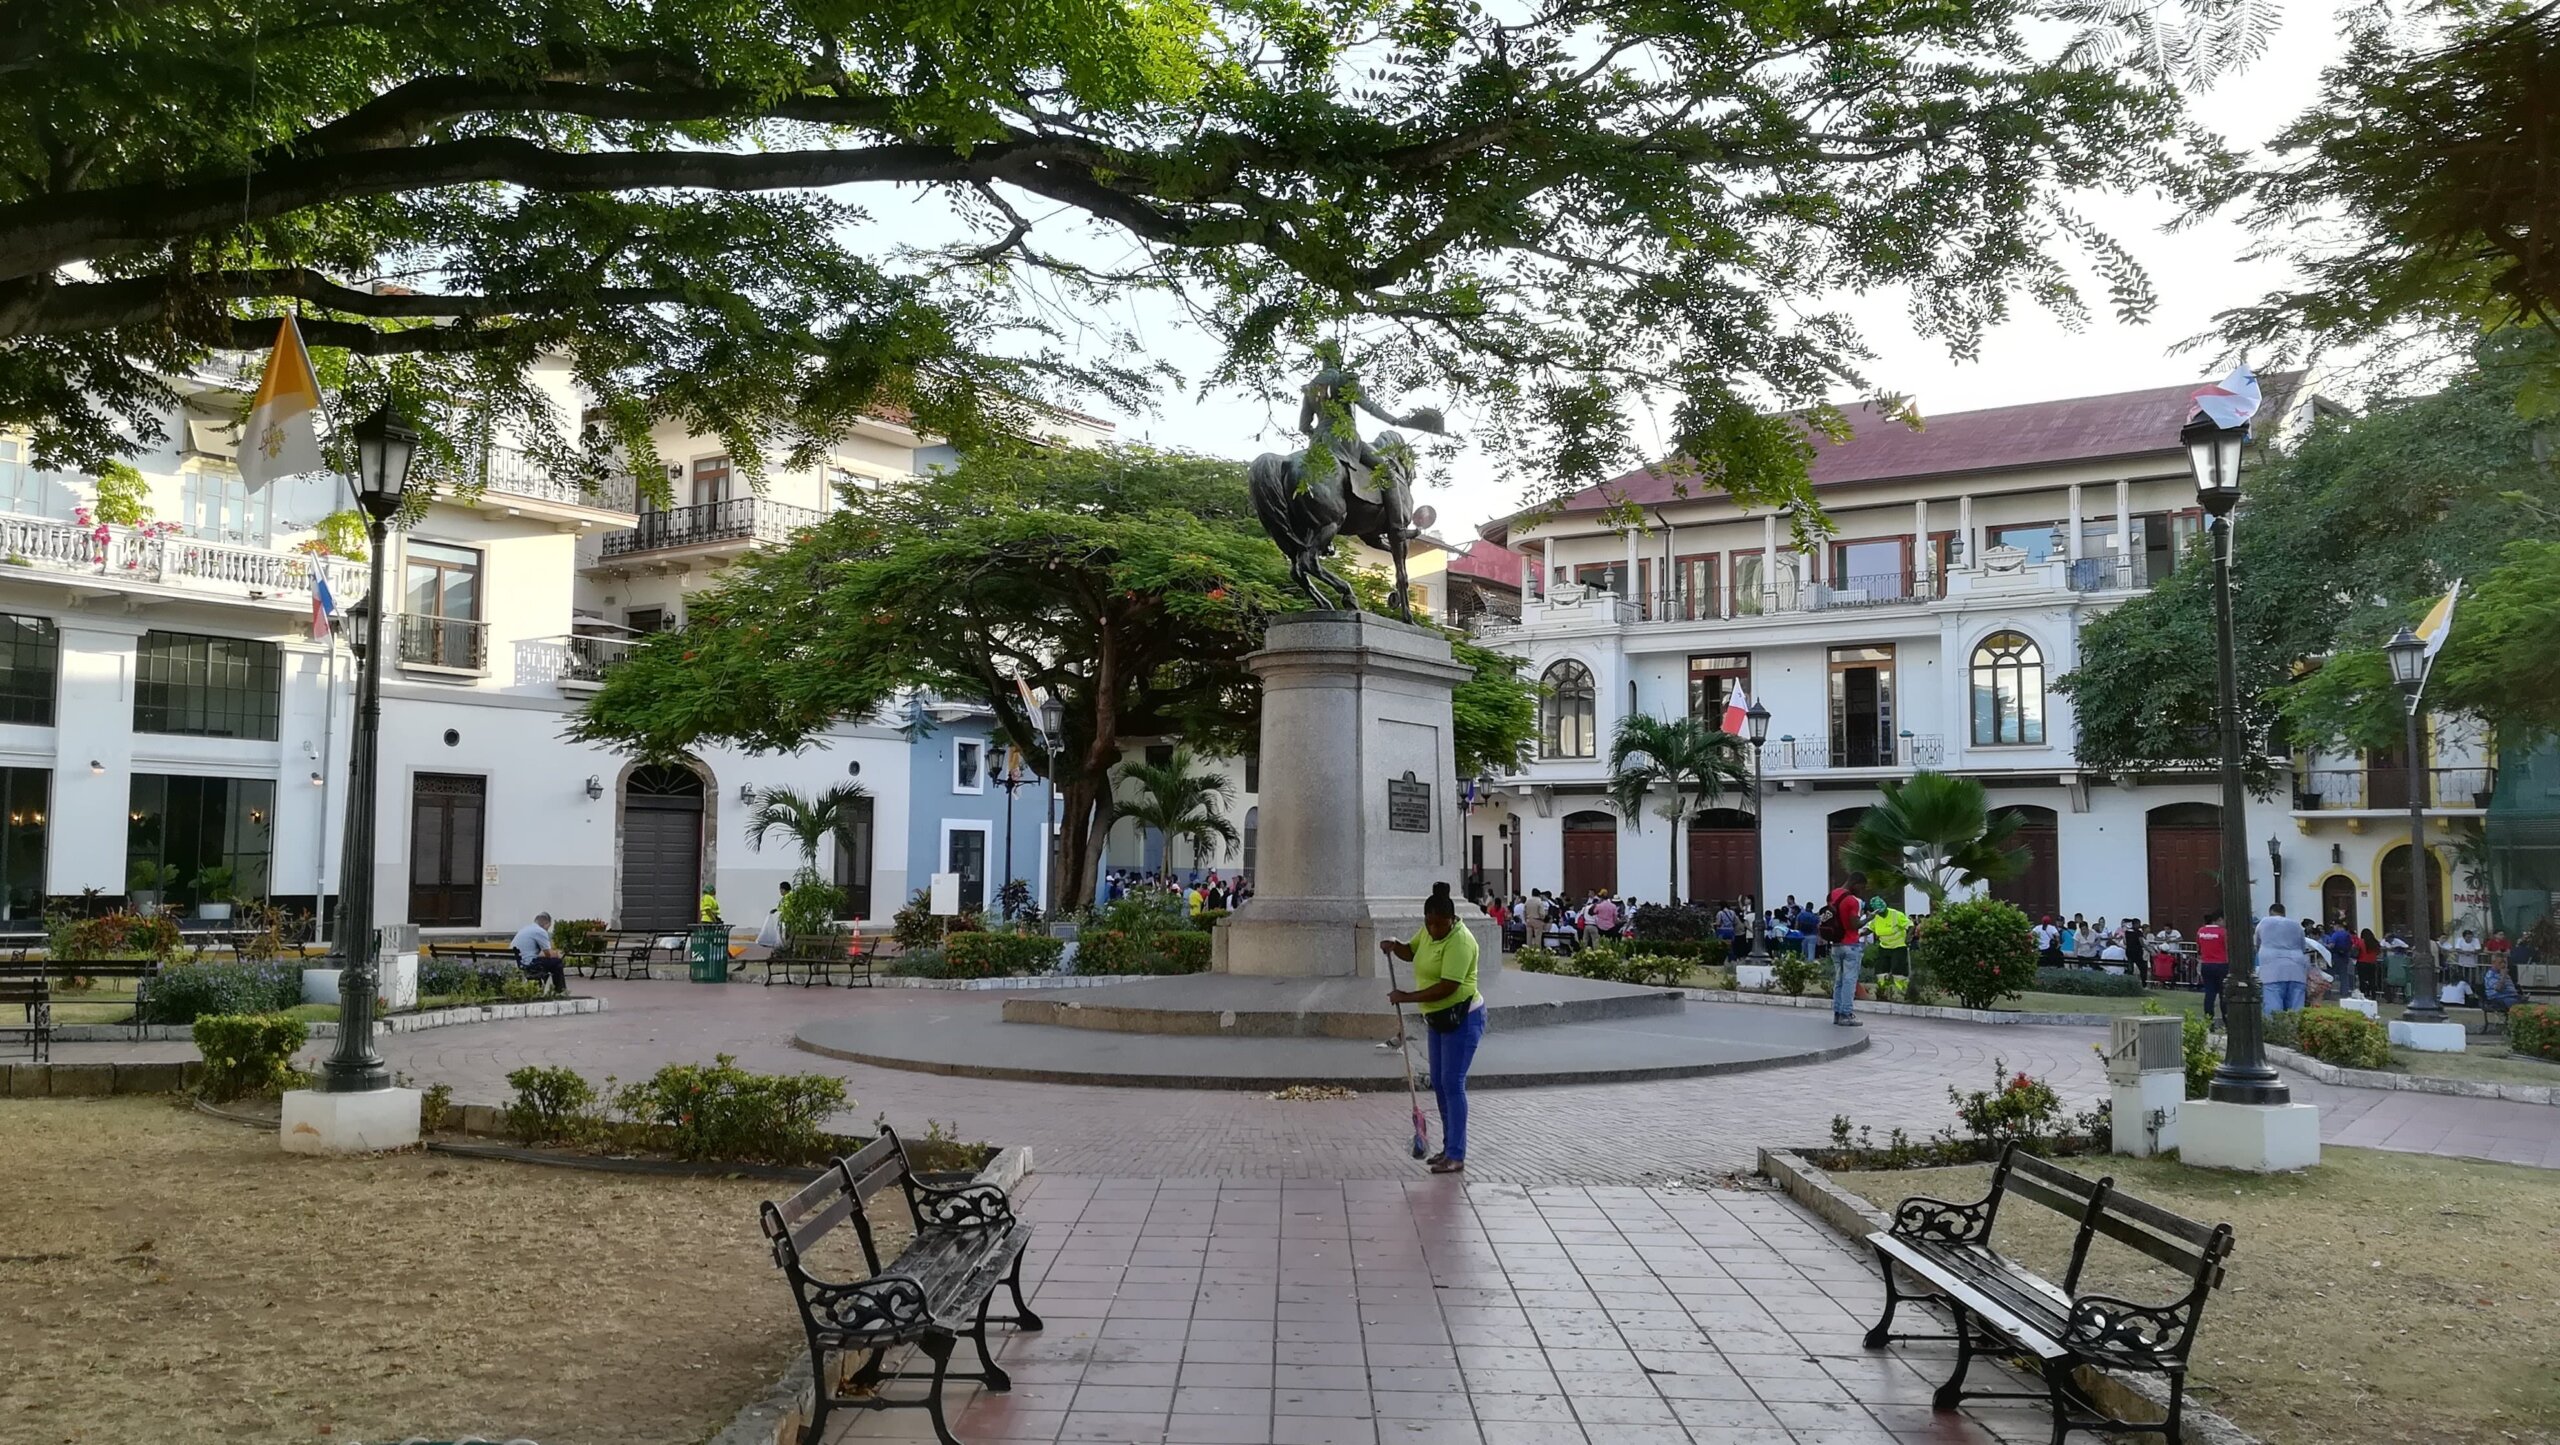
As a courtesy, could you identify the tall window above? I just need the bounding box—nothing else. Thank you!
[0,614,58,725]
[1540,659,1596,759]
[690,455,731,508]
[127,774,274,911]
[0,436,73,518]
[402,540,483,668]
[954,738,984,793]
[1969,631,2047,744]
[408,773,486,926]
[1686,654,1750,726]
[1241,805,1258,880]
[1244,754,1261,793]
[179,468,271,544]
[0,767,47,920]
[1668,554,1718,621]
[1827,645,1895,767]
[134,631,281,740]
[832,793,876,919]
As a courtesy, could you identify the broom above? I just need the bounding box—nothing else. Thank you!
[1384,947,1429,1160]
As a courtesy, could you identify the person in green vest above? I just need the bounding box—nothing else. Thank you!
[1867,895,1912,982]
[700,890,722,924]
[1383,883,1485,1174]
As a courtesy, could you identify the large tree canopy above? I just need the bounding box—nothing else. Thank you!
[569,445,1536,904]
[4,0,2217,505]
[2055,334,2560,783]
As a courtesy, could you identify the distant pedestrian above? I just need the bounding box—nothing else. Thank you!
[2034,915,2063,969]
[511,910,567,995]
[2255,903,2310,1014]
[2196,911,2228,1026]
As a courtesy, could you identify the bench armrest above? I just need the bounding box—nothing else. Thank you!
[809,1274,934,1336]
[1887,1193,1995,1245]
[2062,1292,2193,1357]
[906,1178,1017,1230]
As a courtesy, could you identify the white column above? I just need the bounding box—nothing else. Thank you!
[2114,479,2132,574]
[1913,499,1929,594]
[1761,514,1778,611]
[2067,484,2084,561]
[1622,526,1639,597]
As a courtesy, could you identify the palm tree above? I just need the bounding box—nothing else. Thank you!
[1606,714,1750,903]
[743,783,871,876]
[1837,770,2028,910]
[1112,746,1241,880]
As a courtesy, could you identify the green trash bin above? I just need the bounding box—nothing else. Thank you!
[688,922,730,983]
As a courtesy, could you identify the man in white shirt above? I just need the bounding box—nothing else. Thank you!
[511,911,565,994]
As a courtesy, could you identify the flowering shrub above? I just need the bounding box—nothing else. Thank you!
[2295,1005,2392,1070]
[1915,898,2039,1010]
[2511,1004,2560,1062]
[1515,947,1561,973]
[1949,1061,2066,1146]
[1772,953,1819,995]
[48,909,184,963]
[192,1013,309,1101]
[945,929,1067,978]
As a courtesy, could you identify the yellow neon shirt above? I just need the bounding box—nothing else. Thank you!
[1408,924,1481,1014]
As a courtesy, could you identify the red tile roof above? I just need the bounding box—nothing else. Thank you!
[1441,539,1525,588]
[1512,374,2301,525]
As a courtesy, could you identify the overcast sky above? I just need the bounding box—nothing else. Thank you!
[1039,11,2348,539]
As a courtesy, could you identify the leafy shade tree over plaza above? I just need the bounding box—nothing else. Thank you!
[2057,335,2560,781]
[2,0,2222,509]
[571,446,1536,904]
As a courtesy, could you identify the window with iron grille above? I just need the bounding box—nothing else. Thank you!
[134,631,281,740]
[0,614,57,726]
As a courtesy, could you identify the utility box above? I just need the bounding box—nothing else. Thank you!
[2106,1014,2186,1157]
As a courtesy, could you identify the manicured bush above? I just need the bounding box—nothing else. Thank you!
[2183,1010,2221,1099]
[1193,908,1229,931]
[1630,902,1720,941]
[2295,1005,2392,1070]
[891,889,944,951]
[1916,898,2039,1011]
[945,930,1068,979]
[889,947,951,977]
[503,1065,598,1144]
[1515,947,1561,974]
[611,1054,849,1165]
[49,909,184,963]
[192,1013,308,1102]
[1948,1059,2066,1147]
[2512,1004,2560,1062]
[551,918,607,955]
[1635,937,1729,967]
[1616,954,1693,988]
[139,960,304,1023]
[779,877,846,939]
[2262,1008,2301,1048]
[418,952,517,1001]
[1156,930,1212,973]
[1772,953,1819,996]
[2029,965,2149,998]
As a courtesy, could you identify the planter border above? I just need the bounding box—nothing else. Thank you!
[52,994,603,1043]
[1756,1145,2261,1445]
[1686,987,2123,1027]
[1,1059,200,1096]
[2263,1042,2560,1107]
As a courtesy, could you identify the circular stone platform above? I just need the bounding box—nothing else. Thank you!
[793,973,1864,1089]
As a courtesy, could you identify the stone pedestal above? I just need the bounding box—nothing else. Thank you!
[2389,1018,2466,1053]
[299,952,418,1010]
[1214,611,1496,978]
[2179,1100,2321,1172]
[2338,996,2380,1019]
[279,1087,422,1155]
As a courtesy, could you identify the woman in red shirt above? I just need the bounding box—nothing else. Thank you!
[2195,911,2228,1027]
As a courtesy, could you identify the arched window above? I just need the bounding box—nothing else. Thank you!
[1969,631,2046,745]
[1541,660,1596,759]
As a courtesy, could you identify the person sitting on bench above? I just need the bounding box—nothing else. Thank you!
[510,911,567,994]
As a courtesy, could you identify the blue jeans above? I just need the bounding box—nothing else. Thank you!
[1425,1006,1487,1160]
[1832,943,1864,1018]
[2264,978,2306,1014]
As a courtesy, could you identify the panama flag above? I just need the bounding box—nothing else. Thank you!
[309,572,337,642]
[2189,364,2262,432]
[1721,688,1753,737]
[239,316,326,487]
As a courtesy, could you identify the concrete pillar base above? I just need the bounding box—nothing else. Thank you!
[280,1087,422,1155]
[2109,1071,2185,1157]
[2178,1099,2320,1172]
[2388,1018,2466,1053]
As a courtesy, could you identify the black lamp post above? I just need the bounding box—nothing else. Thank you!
[2386,625,2446,1022]
[320,405,417,1094]
[1037,698,1065,911]
[992,747,1035,919]
[2183,409,2288,1106]
[1746,700,1771,960]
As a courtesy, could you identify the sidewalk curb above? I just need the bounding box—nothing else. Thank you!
[1756,1146,2262,1445]
[1685,988,2122,1027]
[2265,1042,2560,1107]
[52,994,604,1043]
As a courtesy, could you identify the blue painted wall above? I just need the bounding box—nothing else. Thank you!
[903,711,1056,916]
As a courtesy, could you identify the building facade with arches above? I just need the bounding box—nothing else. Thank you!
[1465,377,2498,934]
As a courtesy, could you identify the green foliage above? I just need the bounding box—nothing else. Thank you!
[944,930,1067,979]
[498,977,547,1003]
[888,948,950,977]
[48,909,182,963]
[2435,538,2560,740]
[2031,966,2150,998]
[2296,1005,2392,1070]
[298,510,371,562]
[1113,745,1240,879]
[744,785,871,874]
[1075,923,1208,975]
[1157,931,1212,974]
[1629,938,1728,967]
[551,918,607,956]
[777,877,846,939]
[1629,902,1722,942]
[503,1066,599,1145]
[1838,773,2027,910]
[2183,1010,2222,1100]
[191,1013,308,1102]
[191,864,237,900]
[1773,953,1819,996]
[89,462,151,527]
[1515,947,1561,974]
[417,953,519,1002]
[890,890,946,952]
[2263,1009,2302,1049]
[1448,637,1537,779]
[2511,1004,2560,1062]
[1914,898,2039,1011]
[139,960,303,1023]
[1192,908,1228,931]
[126,859,178,894]
[1606,714,1748,902]
[420,1082,455,1133]
[611,1055,849,1166]
[1948,1059,2067,1149]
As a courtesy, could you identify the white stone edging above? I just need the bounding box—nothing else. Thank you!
[2264,1042,2560,1107]
[53,995,603,1044]
[1684,987,2122,1027]
[1755,1146,2262,1445]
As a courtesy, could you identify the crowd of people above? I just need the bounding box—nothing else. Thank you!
[1100,868,1255,916]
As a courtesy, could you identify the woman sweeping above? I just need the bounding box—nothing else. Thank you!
[1382,883,1485,1174]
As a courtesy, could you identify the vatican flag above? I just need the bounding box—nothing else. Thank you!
[238,316,326,487]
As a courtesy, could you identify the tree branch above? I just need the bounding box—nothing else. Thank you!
[0,266,688,339]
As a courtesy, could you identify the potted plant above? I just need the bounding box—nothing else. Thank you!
[127,859,177,912]
[192,864,238,921]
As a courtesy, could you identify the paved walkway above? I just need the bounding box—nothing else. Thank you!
[822,1173,2043,1445]
[56,979,2560,1177]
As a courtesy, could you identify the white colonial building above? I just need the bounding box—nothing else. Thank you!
[1460,378,2498,938]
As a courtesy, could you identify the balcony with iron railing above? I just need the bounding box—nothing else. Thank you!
[596,497,826,561]
[2293,766,2497,813]
[394,613,489,672]
[1764,729,1946,773]
[476,445,631,516]
[0,513,369,612]
[515,632,636,690]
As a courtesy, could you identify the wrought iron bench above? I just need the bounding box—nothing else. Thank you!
[433,941,563,993]
[764,931,874,987]
[1862,1142,2234,1445]
[759,1127,1039,1445]
[6,958,165,1036]
[0,971,50,1061]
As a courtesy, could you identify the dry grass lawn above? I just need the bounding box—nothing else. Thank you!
[1830,1147,2560,1445]
[0,1096,907,1445]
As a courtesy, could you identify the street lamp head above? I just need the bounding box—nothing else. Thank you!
[2385,625,2426,693]
[350,404,420,522]
[2181,410,2246,517]
[1038,698,1064,740]
[1746,700,1771,746]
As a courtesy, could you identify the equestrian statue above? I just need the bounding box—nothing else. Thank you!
[1248,365,1445,621]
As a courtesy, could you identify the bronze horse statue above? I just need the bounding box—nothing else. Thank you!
[1248,367,1445,621]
